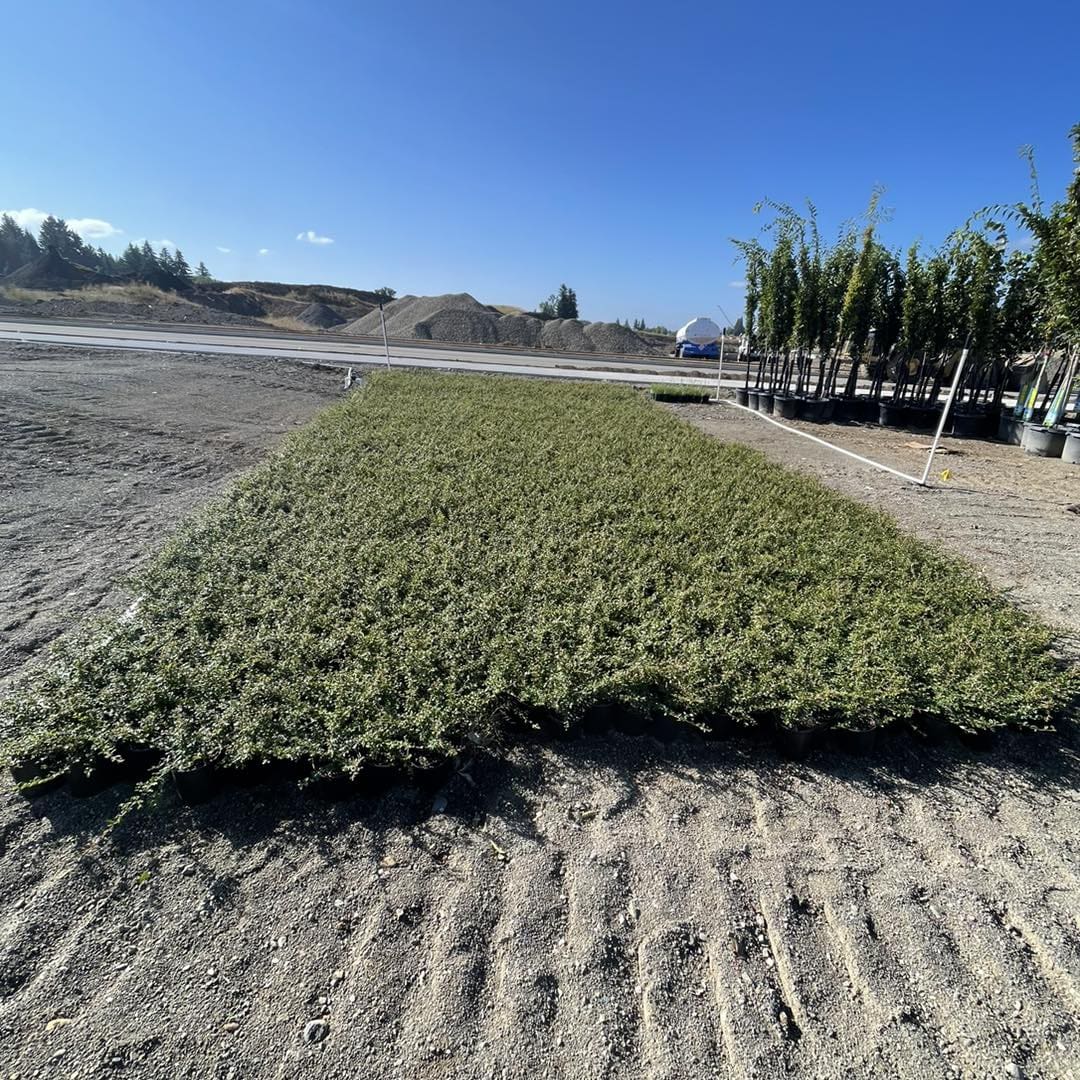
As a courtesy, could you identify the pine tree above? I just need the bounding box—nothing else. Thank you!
[555,284,578,319]
[194,261,211,282]
[0,214,39,274]
[158,246,174,273]
[172,249,192,283]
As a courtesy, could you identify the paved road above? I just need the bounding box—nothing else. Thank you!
[0,317,743,388]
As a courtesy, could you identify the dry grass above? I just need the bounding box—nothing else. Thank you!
[493,304,525,315]
[0,283,188,306]
[259,315,321,333]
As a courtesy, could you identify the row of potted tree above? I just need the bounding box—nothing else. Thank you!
[730,125,1080,458]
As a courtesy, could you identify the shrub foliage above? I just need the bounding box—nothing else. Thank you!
[1,373,1074,787]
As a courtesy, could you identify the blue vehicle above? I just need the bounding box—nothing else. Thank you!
[675,339,719,359]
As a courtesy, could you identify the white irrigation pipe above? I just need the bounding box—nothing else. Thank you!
[721,399,927,486]
[379,304,391,370]
[714,333,726,400]
[919,347,969,486]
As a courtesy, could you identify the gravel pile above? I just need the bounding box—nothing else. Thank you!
[338,293,656,355]
[340,293,489,337]
[496,314,544,348]
[296,302,346,328]
[541,318,592,352]
[415,309,501,344]
[585,320,656,355]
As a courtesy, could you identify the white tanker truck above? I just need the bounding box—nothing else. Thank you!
[674,316,721,359]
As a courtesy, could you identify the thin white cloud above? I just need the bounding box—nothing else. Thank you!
[728,280,747,290]
[296,229,334,246]
[216,246,231,254]
[1,208,48,231]
[151,238,176,250]
[1,208,121,240]
[258,248,270,256]
[69,217,122,239]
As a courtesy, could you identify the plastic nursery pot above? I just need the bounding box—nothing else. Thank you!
[170,764,218,805]
[746,389,761,411]
[777,725,818,760]
[1062,433,1080,465]
[996,412,1022,444]
[951,409,987,439]
[733,387,750,407]
[9,759,66,797]
[907,404,938,431]
[878,401,907,428]
[830,396,859,422]
[797,396,825,422]
[830,727,878,755]
[819,397,836,423]
[68,757,125,798]
[1022,424,1068,458]
[758,391,775,414]
[773,393,800,420]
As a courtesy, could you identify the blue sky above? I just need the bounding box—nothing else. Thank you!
[3,0,1079,328]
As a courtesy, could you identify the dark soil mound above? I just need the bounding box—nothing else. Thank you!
[296,302,346,328]
[1,247,110,289]
[193,288,267,317]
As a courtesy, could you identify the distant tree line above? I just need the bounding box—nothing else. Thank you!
[615,317,674,335]
[0,213,211,287]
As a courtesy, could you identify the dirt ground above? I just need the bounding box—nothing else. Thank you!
[1,348,1078,1079]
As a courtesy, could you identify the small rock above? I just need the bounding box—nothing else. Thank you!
[303,1019,329,1044]
[45,1017,73,1033]
[380,855,399,868]
[223,1021,239,1033]
[1004,1064,1022,1079]
[331,969,344,986]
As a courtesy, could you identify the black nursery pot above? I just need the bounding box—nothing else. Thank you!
[797,396,825,422]
[747,389,761,411]
[774,393,800,420]
[996,411,1022,444]
[830,727,878,755]
[170,764,218,805]
[9,759,65,797]
[907,404,938,431]
[777,726,818,760]
[878,401,907,428]
[951,408,987,438]
[733,387,749,407]
[831,396,859,422]
[68,757,124,798]
[819,397,836,422]
[758,391,775,414]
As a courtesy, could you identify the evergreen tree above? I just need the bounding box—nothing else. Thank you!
[0,214,39,274]
[158,246,174,273]
[555,284,578,319]
[194,261,211,282]
[141,240,157,268]
[172,249,192,283]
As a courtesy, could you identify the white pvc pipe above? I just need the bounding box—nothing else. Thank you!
[919,347,968,486]
[379,304,391,370]
[715,333,726,399]
[722,399,925,486]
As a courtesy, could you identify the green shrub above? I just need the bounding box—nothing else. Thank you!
[1,372,1074,793]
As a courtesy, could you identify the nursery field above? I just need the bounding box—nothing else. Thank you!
[2,370,1075,796]
[2,345,1080,1079]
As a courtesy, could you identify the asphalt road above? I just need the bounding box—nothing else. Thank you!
[0,317,741,388]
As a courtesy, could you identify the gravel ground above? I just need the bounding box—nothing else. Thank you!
[0,295,265,328]
[1,352,1079,1079]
